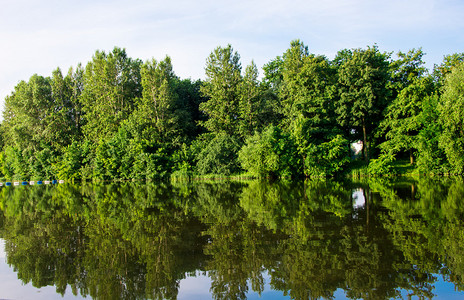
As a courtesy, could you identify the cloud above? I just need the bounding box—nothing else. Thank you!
[1,0,463,112]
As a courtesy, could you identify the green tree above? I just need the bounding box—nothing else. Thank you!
[0,73,75,178]
[262,55,284,92]
[2,75,53,152]
[433,53,464,89]
[380,49,435,164]
[199,45,242,136]
[279,40,337,135]
[48,68,80,148]
[336,46,391,163]
[438,63,464,174]
[415,94,449,173]
[238,125,299,178]
[81,47,142,142]
[66,64,85,136]
[378,49,432,165]
[136,56,179,142]
[390,49,428,92]
[380,76,434,164]
[237,61,264,138]
[55,140,89,180]
[195,133,242,176]
[172,78,207,140]
[270,40,343,176]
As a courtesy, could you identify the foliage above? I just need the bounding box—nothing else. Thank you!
[379,49,434,166]
[238,125,299,178]
[55,141,87,180]
[368,153,395,175]
[304,134,351,176]
[336,45,391,162]
[135,56,179,142]
[195,133,242,176]
[0,43,463,179]
[199,45,242,136]
[279,40,337,136]
[80,47,142,142]
[416,94,449,174]
[237,62,265,137]
[438,63,464,174]
[432,53,464,88]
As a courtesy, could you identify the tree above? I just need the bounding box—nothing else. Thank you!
[2,75,53,152]
[380,49,432,165]
[131,56,179,143]
[172,78,207,140]
[390,48,428,92]
[280,41,337,138]
[275,40,345,176]
[238,125,299,178]
[237,61,264,138]
[438,63,464,174]
[195,133,242,176]
[199,45,242,136]
[81,47,142,142]
[380,76,434,164]
[415,94,448,173]
[278,39,309,129]
[262,56,284,92]
[433,53,464,89]
[48,68,80,149]
[336,45,391,163]
[66,64,85,136]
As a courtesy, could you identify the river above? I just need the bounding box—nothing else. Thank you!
[0,178,463,299]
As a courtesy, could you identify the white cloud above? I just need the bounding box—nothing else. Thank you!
[1,0,463,112]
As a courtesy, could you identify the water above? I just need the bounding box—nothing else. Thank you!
[0,178,463,299]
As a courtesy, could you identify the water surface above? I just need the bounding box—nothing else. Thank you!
[0,178,463,299]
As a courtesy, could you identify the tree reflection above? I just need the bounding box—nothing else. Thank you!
[188,182,272,300]
[0,178,463,299]
[378,177,464,295]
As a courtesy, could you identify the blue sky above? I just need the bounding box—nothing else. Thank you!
[1,0,463,112]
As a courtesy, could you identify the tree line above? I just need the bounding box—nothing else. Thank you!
[1,40,463,180]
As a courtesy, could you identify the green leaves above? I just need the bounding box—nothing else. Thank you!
[238,125,299,178]
[439,63,464,174]
[195,133,241,176]
[1,43,464,179]
[81,47,142,142]
[134,56,179,142]
[380,75,434,165]
[200,45,242,136]
[336,45,391,162]
[304,134,350,177]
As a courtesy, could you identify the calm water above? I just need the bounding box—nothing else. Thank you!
[0,178,464,299]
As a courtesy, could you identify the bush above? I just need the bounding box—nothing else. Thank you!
[304,134,351,177]
[196,133,242,176]
[367,153,394,175]
[238,125,300,178]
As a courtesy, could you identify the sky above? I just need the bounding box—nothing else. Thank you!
[0,0,463,113]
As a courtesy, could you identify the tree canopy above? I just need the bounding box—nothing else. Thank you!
[1,42,464,180]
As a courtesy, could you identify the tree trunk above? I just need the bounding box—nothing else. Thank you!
[411,184,416,200]
[410,148,414,165]
[362,118,369,163]
[362,187,370,227]
[302,154,306,177]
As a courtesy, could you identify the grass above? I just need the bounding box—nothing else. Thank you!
[347,158,420,178]
[389,160,420,176]
[170,172,259,182]
[348,160,370,178]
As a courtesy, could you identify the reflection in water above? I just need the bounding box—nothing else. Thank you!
[352,189,365,209]
[0,178,463,299]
